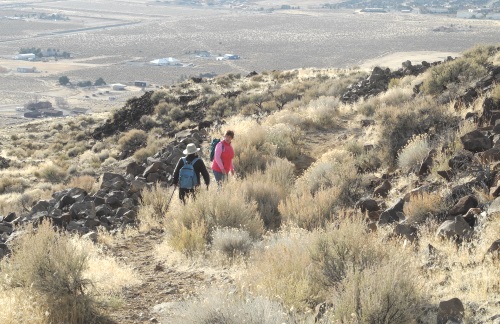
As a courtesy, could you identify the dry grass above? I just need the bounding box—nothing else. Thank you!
[241,228,324,311]
[417,218,500,321]
[67,175,98,194]
[137,183,174,232]
[403,191,444,224]
[0,221,97,323]
[397,134,432,172]
[166,287,295,323]
[164,183,264,255]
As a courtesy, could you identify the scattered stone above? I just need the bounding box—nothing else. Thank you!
[437,298,464,324]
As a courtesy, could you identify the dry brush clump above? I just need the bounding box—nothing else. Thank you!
[166,287,295,324]
[0,221,97,323]
[376,97,459,166]
[164,184,264,256]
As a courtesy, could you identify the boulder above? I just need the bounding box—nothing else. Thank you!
[143,162,163,177]
[69,201,96,219]
[448,195,478,216]
[486,239,500,256]
[436,216,473,241]
[437,298,464,324]
[356,198,380,213]
[378,198,404,225]
[31,200,51,214]
[393,224,418,243]
[460,130,492,153]
[126,161,146,177]
[373,180,391,198]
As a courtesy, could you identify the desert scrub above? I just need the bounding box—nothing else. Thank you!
[328,260,425,323]
[166,287,295,324]
[403,191,444,224]
[239,175,287,231]
[211,227,253,259]
[421,55,489,96]
[137,183,173,231]
[295,150,364,207]
[118,129,147,153]
[242,229,324,311]
[166,184,264,255]
[67,175,97,194]
[397,134,432,172]
[301,96,342,129]
[376,97,459,166]
[0,221,97,323]
[263,122,302,160]
[35,162,68,183]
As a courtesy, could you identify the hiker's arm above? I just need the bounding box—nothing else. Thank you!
[214,142,225,173]
[199,161,210,187]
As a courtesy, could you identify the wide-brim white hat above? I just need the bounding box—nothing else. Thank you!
[183,143,200,155]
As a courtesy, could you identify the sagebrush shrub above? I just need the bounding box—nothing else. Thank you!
[211,227,253,258]
[242,230,325,311]
[67,175,97,194]
[37,162,68,183]
[376,98,459,166]
[166,185,264,255]
[167,287,295,324]
[0,221,96,323]
[117,129,147,153]
[329,261,425,324]
[397,134,431,172]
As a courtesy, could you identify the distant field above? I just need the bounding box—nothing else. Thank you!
[0,0,499,125]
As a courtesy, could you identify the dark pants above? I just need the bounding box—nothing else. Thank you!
[179,188,196,204]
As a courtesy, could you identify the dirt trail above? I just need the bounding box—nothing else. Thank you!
[106,230,209,323]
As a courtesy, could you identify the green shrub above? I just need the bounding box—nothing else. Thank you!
[0,221,97,323]
[118,129,147,153]
[264,123,302,160]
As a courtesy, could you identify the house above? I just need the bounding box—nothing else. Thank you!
[24,111,42,118]
[134,81,149,88]
[149,57,181,66]
[39,109,63,117]
[17,67,36,73]
[360,8,387,13]
[223,54,240,60]
[111,83,127,91]
[14,53,36,60]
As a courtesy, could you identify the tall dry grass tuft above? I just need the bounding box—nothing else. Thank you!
[67,175,98,194]
[403,191,444,224]
[137,183,174,231]
[279,187,339,230]
[376,97,459,166]
[0,220,98,323]
[35,161,68,183]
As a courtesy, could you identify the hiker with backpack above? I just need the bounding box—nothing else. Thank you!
[211,130,235,186]
[172,143,210,203]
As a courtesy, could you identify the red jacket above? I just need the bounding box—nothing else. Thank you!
[211,140,234,173]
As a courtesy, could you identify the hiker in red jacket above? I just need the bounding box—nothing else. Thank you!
[211,130,235,186]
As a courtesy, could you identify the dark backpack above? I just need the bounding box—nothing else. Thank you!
[179,157,199,189]
[209,138,224,161]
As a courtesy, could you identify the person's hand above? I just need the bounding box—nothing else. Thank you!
[221,169,227,175]
[230,170,235,176]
